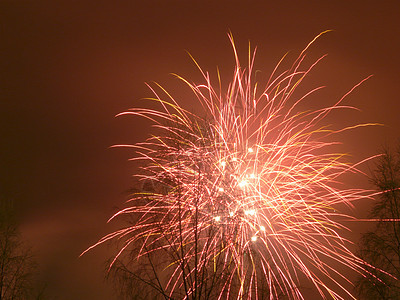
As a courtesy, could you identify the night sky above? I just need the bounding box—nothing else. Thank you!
[1,1,400,299]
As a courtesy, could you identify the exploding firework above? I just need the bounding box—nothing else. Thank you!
[85,32,381,299]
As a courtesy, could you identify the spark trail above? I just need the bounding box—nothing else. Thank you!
[85,33,381,299]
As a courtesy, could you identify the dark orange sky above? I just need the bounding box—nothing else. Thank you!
[1,1,400,299]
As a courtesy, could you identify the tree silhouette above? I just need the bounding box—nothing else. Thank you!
[0,199,41,300]
[356,145,400,299]
[105,120,273,299]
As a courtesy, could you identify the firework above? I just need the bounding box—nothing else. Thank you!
[85,32,380,299]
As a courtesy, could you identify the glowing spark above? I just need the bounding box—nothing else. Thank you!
[238,180,248,189]
[244,209,256,216]
[251,236,258,242]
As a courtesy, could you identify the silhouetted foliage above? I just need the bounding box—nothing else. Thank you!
[356,145,400,299]
[0,199,44,300]
[105,120,273,299]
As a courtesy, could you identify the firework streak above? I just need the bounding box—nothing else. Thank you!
[84,32,382,299]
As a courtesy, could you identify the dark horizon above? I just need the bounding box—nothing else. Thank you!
[1,1,400,299]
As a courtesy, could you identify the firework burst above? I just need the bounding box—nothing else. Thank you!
[85,32,380,299]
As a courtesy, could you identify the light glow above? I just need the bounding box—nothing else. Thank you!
[244,209,256,216]
[238,180,248,189]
